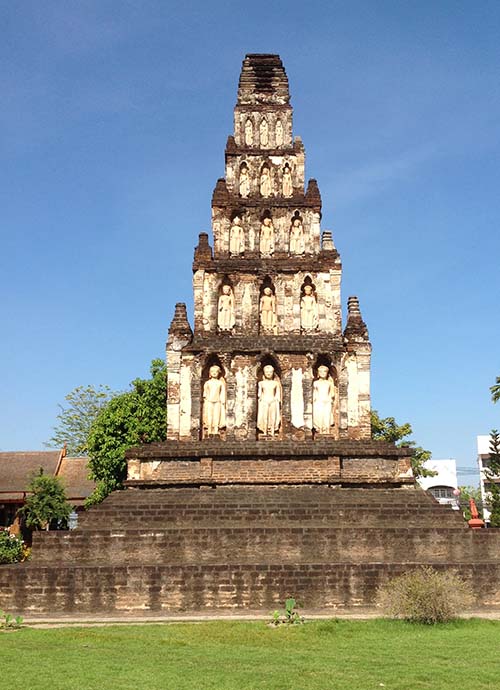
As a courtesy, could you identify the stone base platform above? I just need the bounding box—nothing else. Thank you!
[125,439,414,486]
[1,485,500,615]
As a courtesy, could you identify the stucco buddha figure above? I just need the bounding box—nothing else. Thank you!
[203,365,227,436]
[218,284,235,331]
[312,365,335,434]
[257,364,282,436]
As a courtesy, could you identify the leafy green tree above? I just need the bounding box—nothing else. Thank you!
[485,430,500,527]
[86,359,167,505]
[18,469,71,530]
[491,376,500,404]
[371,410,435,479]
[47,384,115,455]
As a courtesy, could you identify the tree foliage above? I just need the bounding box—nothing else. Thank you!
[485,430,500,527]
[18,469,71,530]
[47,385,115,455]
[371,410,435,479]
[491,376,500,404]
[483,380,500,526]
[86,359,167,505]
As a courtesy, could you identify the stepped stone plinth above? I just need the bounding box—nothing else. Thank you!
[2,54,499,616]
[2,486,500,614]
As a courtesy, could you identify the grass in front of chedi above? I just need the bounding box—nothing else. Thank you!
[1,619,500,690]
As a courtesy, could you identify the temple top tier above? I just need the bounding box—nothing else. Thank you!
[237,54,290,106]
[232,54,294,151]
[208,53,331,264]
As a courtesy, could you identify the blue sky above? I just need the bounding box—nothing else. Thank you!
[2,1,499,481]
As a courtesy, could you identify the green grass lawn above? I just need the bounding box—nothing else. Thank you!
[1,619,499,690]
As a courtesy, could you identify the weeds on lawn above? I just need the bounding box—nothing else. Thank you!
[269,597,304,626]
[0,610,24,630]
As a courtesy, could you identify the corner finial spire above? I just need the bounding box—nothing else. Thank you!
[167,303,193,348]
[344,296,369,342]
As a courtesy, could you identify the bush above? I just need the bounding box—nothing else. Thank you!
[0,531,26,564]
[18,470,71,530]
[376,567,474,624]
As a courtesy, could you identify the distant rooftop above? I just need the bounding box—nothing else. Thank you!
[0,450,62,499]
[0,449,95,505]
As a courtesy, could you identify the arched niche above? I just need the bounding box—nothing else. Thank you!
[311,354,338,437]
[200,354,227,439]
[259,212,275,257]
[259,162,272,198]
[229,211,244,256]
[312,354,335,378]
[244,118,254,146]
[300,276,318,331]
[230,209,244,222]
[301,274,315,291]
[239,162,250,198]
[289,212,305,254]
[259,276,277,334]
[217,276,235,332]
[257,353,282,380]
[282,162,293,197]
[256,354,282,438]
[275,118,284,146]
[202,353,226,380]
[259,117,269,146]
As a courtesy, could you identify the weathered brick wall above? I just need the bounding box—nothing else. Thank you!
[30,526,500,566]
[2,485,500,615]
[137,457,343,484]
[129,456,408,485]
[126,439,412,485]
[1,562,500,615]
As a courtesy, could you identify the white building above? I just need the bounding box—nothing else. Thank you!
[418,459,459,508]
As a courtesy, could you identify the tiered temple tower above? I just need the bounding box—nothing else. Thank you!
[127,54,411,486]
[3,55,500,617]
[167,54,370,443]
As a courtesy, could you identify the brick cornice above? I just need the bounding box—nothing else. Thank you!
[126,439,412,460]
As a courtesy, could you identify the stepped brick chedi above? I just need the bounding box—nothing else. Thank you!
[126,53,411,487]
[2,55,500,616]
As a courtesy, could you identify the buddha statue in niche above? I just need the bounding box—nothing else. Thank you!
[259,166,272,198]
[203,365,226,436]
[244,119,254,146]
[259,217,274,256]
[312,365,335,434]
[275,119,284,146]
[239,165,250,198]
[259,118,269,147]
[259,287,277,333]
[300,284,319,331]
[257,364,282,436]
[289,218,305,254]
[217,284,235,331]
[229,216,244,256]
[282,164,293,197]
